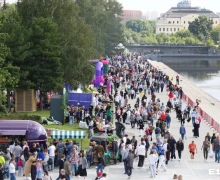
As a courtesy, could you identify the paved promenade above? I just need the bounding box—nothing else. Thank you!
[149,60,220,135]
[17,61,220,180]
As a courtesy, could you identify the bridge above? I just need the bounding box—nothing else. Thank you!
[125,44,212,55]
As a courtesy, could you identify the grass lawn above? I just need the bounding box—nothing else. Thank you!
[43,123,90,150]
[19,109,50,117]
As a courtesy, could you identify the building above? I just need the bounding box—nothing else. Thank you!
[156,0,220,34]
[144,11,160,21]
[121,10,143,23]
[217,12,220,17]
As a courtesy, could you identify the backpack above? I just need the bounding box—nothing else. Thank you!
[155,127,160,134]
[153,105,158,111]
[17,158,23,166]
[48,158,52,165]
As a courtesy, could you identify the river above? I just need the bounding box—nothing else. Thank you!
[176,70,220,101]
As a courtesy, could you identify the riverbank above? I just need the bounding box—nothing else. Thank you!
[148,60,220,135]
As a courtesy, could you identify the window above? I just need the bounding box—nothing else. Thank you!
[177,21,179,24]
[167,28,169,31]
[174,28,176,31]
[173,21,175,24]
[216,21,218,24]
[170,28,172,31]
[163,28,165,31]
[159,28,161,31]
[168,21,171,24]
[184,21,185,24]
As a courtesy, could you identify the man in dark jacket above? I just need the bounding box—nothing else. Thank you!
[213,136,220,163]
[176,138,184,160]
[166,114,171,128]
[168,136,176,160]
[56,155,65,180]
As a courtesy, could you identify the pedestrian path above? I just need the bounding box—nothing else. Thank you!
[17,67,220,180]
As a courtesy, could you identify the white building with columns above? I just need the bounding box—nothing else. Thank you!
[156,0,220,34]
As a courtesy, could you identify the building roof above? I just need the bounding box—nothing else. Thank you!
[161,7,219,18]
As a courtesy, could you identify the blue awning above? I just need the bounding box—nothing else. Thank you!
[50,130,85,139]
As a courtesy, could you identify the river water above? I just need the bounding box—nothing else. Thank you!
[176,70,220,101]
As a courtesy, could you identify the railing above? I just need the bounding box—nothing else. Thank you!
[125,43,206,47]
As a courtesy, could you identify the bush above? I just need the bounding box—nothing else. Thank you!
[0,113,41,122]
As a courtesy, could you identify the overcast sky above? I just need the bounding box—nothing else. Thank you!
[5,0,220,13]
[117,0,220,13]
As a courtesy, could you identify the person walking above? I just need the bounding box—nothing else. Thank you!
[13,142,22,171]
[193,120,200,138]
[201,137,210,161]
[155,126,161,139]
[212,136,220,163]
[126,150,135,179]
[188,141,197,159]
[77,151,87,180]
[136,142,145,168]
[64,158,71,180]
[148,150,158,178]
[9,158,16,180]
[48,142,56,171]
[191,109,197,126]
[56,155,65,180]
[121,145,129,174]
[56,139,66,162]
[179,124,186,141]
[166,113,171,129]
[176,138,184,161]
[70,148,79,176]
[96,153,105,174]
[157,145,166,172]
[139,120,144,137]
[168,136,176,160]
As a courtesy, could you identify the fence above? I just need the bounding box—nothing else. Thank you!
[150,62,220,134]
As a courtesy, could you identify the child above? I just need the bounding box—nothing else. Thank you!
[42,170,49,180]
[17,157,23,176]
[36,159,43,179]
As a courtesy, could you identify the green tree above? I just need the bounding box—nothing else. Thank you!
[206,38,214,47]
[0,12,31,89]
[0,23,19,112]
[175,29,192,38]
[126,19,156,34]
[17,0,96,89]
[183,37,196,44]
[188,16,213,42]
[76,0,124,56]
[156,33,169,43]
[0,3,16,17]
[211,25,220,44]
[22,18,63,109]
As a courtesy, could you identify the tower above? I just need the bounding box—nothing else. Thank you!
[177,0,191,8]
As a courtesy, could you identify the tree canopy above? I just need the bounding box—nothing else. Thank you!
[125,19,156,34]
[0,0,124,111]
[188,16,213,42]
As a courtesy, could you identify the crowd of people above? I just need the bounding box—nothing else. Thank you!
[1,54,220,180]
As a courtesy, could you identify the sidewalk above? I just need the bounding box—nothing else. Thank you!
[17,66,220,180]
